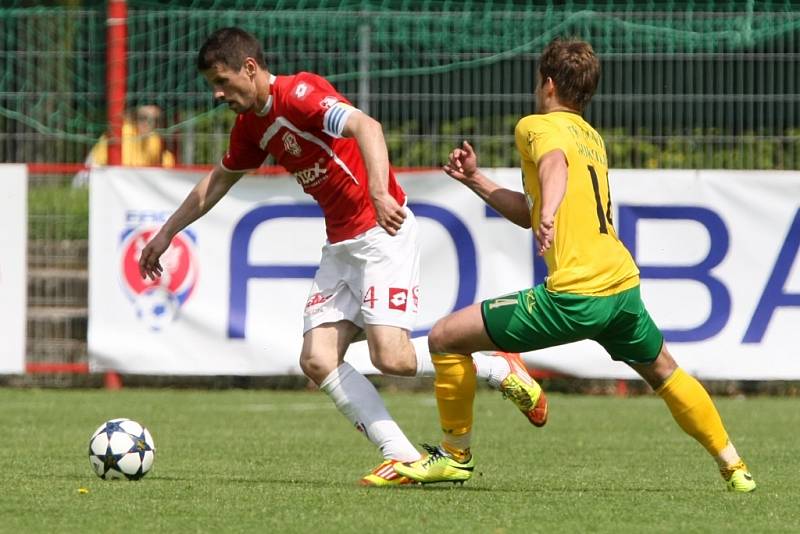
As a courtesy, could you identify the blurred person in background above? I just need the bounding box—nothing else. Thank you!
[73,104,175,187]
[395,37,756,494]
[136,27,527,486]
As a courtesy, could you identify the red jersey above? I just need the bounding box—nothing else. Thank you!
[221,72,406,243]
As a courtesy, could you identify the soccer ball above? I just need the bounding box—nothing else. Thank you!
[88,418,156,480]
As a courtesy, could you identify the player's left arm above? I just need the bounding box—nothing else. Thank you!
[341,111,406,236]
[535,149,568,255]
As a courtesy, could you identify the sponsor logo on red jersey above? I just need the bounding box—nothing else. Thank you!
[282,131,302,157]
[294,82,310,99]
[294,162,328,188]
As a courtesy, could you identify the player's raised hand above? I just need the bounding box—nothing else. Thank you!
[443,140,478,181]
[138,231,172,280]
[536,214,555,255]
[372,192,406,236]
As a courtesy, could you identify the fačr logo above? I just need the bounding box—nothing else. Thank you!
[119,227,199,331]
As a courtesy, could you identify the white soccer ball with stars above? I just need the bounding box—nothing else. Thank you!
[88,418,156,480]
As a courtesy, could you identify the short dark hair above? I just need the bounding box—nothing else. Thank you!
[539,38,600,112]
[197,27,267,71]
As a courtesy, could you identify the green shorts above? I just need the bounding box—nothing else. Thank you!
[481,284,663,364]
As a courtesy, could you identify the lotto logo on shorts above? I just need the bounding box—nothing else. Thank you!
[388,288,408,311]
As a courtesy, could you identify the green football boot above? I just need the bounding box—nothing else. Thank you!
[393,444,475,485]
[722,461,756,493]
[498,352,549,427]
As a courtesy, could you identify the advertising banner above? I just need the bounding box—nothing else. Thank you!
[0,164,27,374]
[89,167,800,378]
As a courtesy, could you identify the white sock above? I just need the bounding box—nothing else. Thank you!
[472,352,511,389]
[442,430,473,457]
[411,337,511,387]
[715,441,742,469]
[319,362,421,461]
[410,336,436,377]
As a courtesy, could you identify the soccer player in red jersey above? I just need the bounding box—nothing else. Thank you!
[136,27,433,485]
[139,27,525,485]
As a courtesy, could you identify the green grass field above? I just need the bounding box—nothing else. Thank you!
[1,388,797,533]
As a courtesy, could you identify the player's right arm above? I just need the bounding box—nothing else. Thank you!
[138,164,243,280]
[341,109,406,236]
[534,149,568,255]
[443,140,531,228]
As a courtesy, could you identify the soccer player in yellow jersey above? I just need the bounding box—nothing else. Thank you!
[395,38,756,493]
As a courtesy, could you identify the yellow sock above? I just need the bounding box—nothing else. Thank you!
[432,352,476,461]
[656,367,729,457]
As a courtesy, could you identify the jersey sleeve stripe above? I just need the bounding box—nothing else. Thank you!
[325,109,341,131]
[324,106,345,135]
[323,103,357,138]
[331,107,346,128]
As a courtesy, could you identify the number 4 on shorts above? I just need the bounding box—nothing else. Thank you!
[363,286,377,308]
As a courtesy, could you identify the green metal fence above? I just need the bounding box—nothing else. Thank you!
[2,1,799,170]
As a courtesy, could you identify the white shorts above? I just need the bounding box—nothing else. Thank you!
[303,207,421,333]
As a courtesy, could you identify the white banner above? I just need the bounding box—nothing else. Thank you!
[0,164,27,374]
[89,167,800,379]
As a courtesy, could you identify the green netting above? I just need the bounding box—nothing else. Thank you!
[1,1,799,168]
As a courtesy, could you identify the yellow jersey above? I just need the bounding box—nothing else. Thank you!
[514,111,639,296]
[88,120,175,167]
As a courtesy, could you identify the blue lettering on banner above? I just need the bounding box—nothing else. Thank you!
[124,210,172,224]
[410,202,477,336]
[229,204,322,339]
[743,208,800,343]
[226,200,797,345]
[618,205,731,342]
[227,202,477,339]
